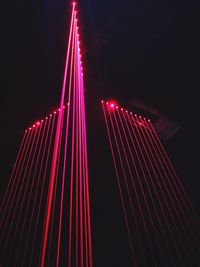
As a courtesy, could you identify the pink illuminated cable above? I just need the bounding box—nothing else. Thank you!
[13,121,47,266]
[82,104,92,267]
[22,116,52,267]
[75,10,93,266]
[75,49,79,267]
[80,70,89,267]
[68,61,76,267]
[80,86,88,267]
[116,109,176,267]
[5,124,43,266]
[76,26,84,267]
[29,115,55,267]
[84,114,91,267]
[79,35,88,267]
[46,108,65,267]
[56,13,76,267]
[112,111,147,264]
[0,131,27,215]
[121,110,181,266]
[140,118,200,249]
[68,20,77,266]
[125,112,185,266]
[149,120,200,222]
[39,114,58,266]
[102,103,137,266]
[84,171,89,267]
[147,120,200,229]
[0,132,30,266]
[120,110,178,266]
[135,116,196,256]
[13,120,47,266]
[40,6,76,266]
[74,21,85,267]
[131,114,193,266]
[0,127,39,264]
[109,109,158,267]
[0,130,30,228]
[146,122,200,245]
[0,128,36,245]
[81,79,93,267]
[132,115,190,261]
[83,150,89,267]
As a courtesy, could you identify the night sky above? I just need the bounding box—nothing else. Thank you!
[0,0,199,266]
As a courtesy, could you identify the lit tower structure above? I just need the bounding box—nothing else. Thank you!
[0,3,93,267]
[0,2,200,267]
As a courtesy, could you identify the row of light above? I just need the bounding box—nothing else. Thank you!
[74,2,84,77]
[25,104,71,133]
[101,100,151,122]
[25,3,84,134]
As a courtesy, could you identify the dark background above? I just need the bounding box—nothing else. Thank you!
[0,0,199,266]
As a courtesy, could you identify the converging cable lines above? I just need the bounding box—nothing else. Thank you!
[1,3,93,267]
[101,100,200,267]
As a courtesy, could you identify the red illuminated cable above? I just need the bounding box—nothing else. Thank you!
[116,109,176,267]
[83,150,89,267]
[84,137,92,267]
[68,59,76,267]
[102,103,137,266]
[125,112,185,265]
[79,35,91,267]
[40,6,76,267]
[121,111,178,266]
[110,109,158,264]
[83,163,89,266]
[47,90,64,265]
[79,73,84,267]
[0,132,27,215]
[82,83,92,267]
[5,124,43,266]
[76,21,84,267]
[81,74,89,266]
[110,109,159,266]
[75,48,79,267]
[121,110,181,266]
[149,120,200,223]
[147,120,200,230]
[0,131,30,228]
[132,114,193,266]
[77,27,84,267]
[147,122,200,244]
[112,111,147,264]
[56,13,76,267]
[47,109,65,266]
[76,16,89,266]
[13,121,47,266]
[0,127,38,263]
[109,110,139,226]
[0,132,30,266]
[74,21,85,267]
[80,90,88,267]
[45,124,61,266]
[68,19,77,266]
[82,109,92,267]
[22,117,52,267]
[136,116,196,255]
[42,116,59,266]
[29,115,55,267]
[141,118,200,249]
[0,129,36,244]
